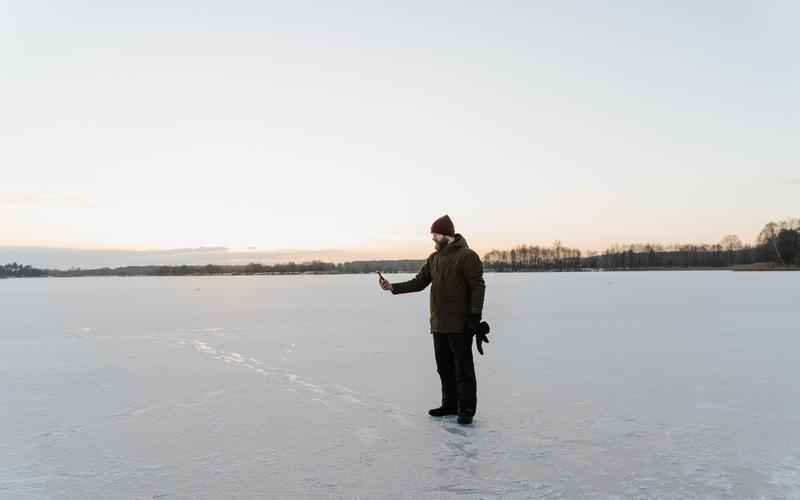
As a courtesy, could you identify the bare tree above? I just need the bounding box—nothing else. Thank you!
[758,222,785,265]
[720,235,743,252]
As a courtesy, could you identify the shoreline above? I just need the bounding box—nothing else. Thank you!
[5,262,800,280]
[5,267,799,280]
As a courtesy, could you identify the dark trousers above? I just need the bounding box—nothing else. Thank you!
[433,333,476,416]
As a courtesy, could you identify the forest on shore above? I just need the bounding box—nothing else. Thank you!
[485,219,799,271]
[2,219,798,278]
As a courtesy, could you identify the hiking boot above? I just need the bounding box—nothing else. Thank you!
[428,406,458,417]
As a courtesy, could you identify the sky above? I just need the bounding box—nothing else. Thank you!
[2,1,798,268]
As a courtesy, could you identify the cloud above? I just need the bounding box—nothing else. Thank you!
[0,192,98,208]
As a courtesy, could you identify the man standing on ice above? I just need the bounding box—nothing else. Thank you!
[378,215,488,425]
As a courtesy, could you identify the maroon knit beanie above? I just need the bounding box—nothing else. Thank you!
[430,215,455,237]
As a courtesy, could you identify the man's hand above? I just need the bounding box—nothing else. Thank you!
[467,314,490,355]
[475,326,490,355]
[377,272,393,292]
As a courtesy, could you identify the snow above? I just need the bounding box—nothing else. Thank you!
[1,272,799,499]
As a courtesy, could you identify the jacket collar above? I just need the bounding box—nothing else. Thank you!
[440,233,468,255]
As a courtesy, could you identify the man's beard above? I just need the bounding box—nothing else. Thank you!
[435,239,449,252]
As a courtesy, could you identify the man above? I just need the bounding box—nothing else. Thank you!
[378,215,487,425]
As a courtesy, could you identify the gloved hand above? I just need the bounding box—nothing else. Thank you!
[466,314,491,355]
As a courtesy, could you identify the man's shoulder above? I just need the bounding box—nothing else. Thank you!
[451,247,481,270]
[459,247,481,261]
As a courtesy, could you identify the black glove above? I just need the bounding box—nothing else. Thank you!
[466,314,491,355]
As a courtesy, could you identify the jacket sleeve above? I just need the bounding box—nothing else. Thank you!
[462,251,486,315]
[391,260,431,294]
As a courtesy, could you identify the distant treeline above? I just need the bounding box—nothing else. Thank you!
[0,262,47,278]
[484,219,800,271]
[484,241,583,271]
[3,219,798,278]
[1,259,426,278]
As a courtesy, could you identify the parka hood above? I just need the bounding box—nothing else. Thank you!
[440,233,468,254]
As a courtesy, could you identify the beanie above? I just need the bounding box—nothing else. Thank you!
[430,215,455,237]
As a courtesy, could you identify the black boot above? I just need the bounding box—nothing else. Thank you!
[457,413,473,425]
[428,406,458,417]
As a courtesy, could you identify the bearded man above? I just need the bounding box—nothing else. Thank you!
[379,215,488,425]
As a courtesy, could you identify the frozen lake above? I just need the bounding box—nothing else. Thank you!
[1,272,799,499]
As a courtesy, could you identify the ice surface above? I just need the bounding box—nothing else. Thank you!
[1,272,799,499]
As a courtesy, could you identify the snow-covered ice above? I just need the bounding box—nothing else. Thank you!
[1,272,799,499]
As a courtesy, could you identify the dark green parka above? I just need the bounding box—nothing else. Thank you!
[391,234,486,333]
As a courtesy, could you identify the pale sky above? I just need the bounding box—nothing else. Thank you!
[2,1,798,267]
